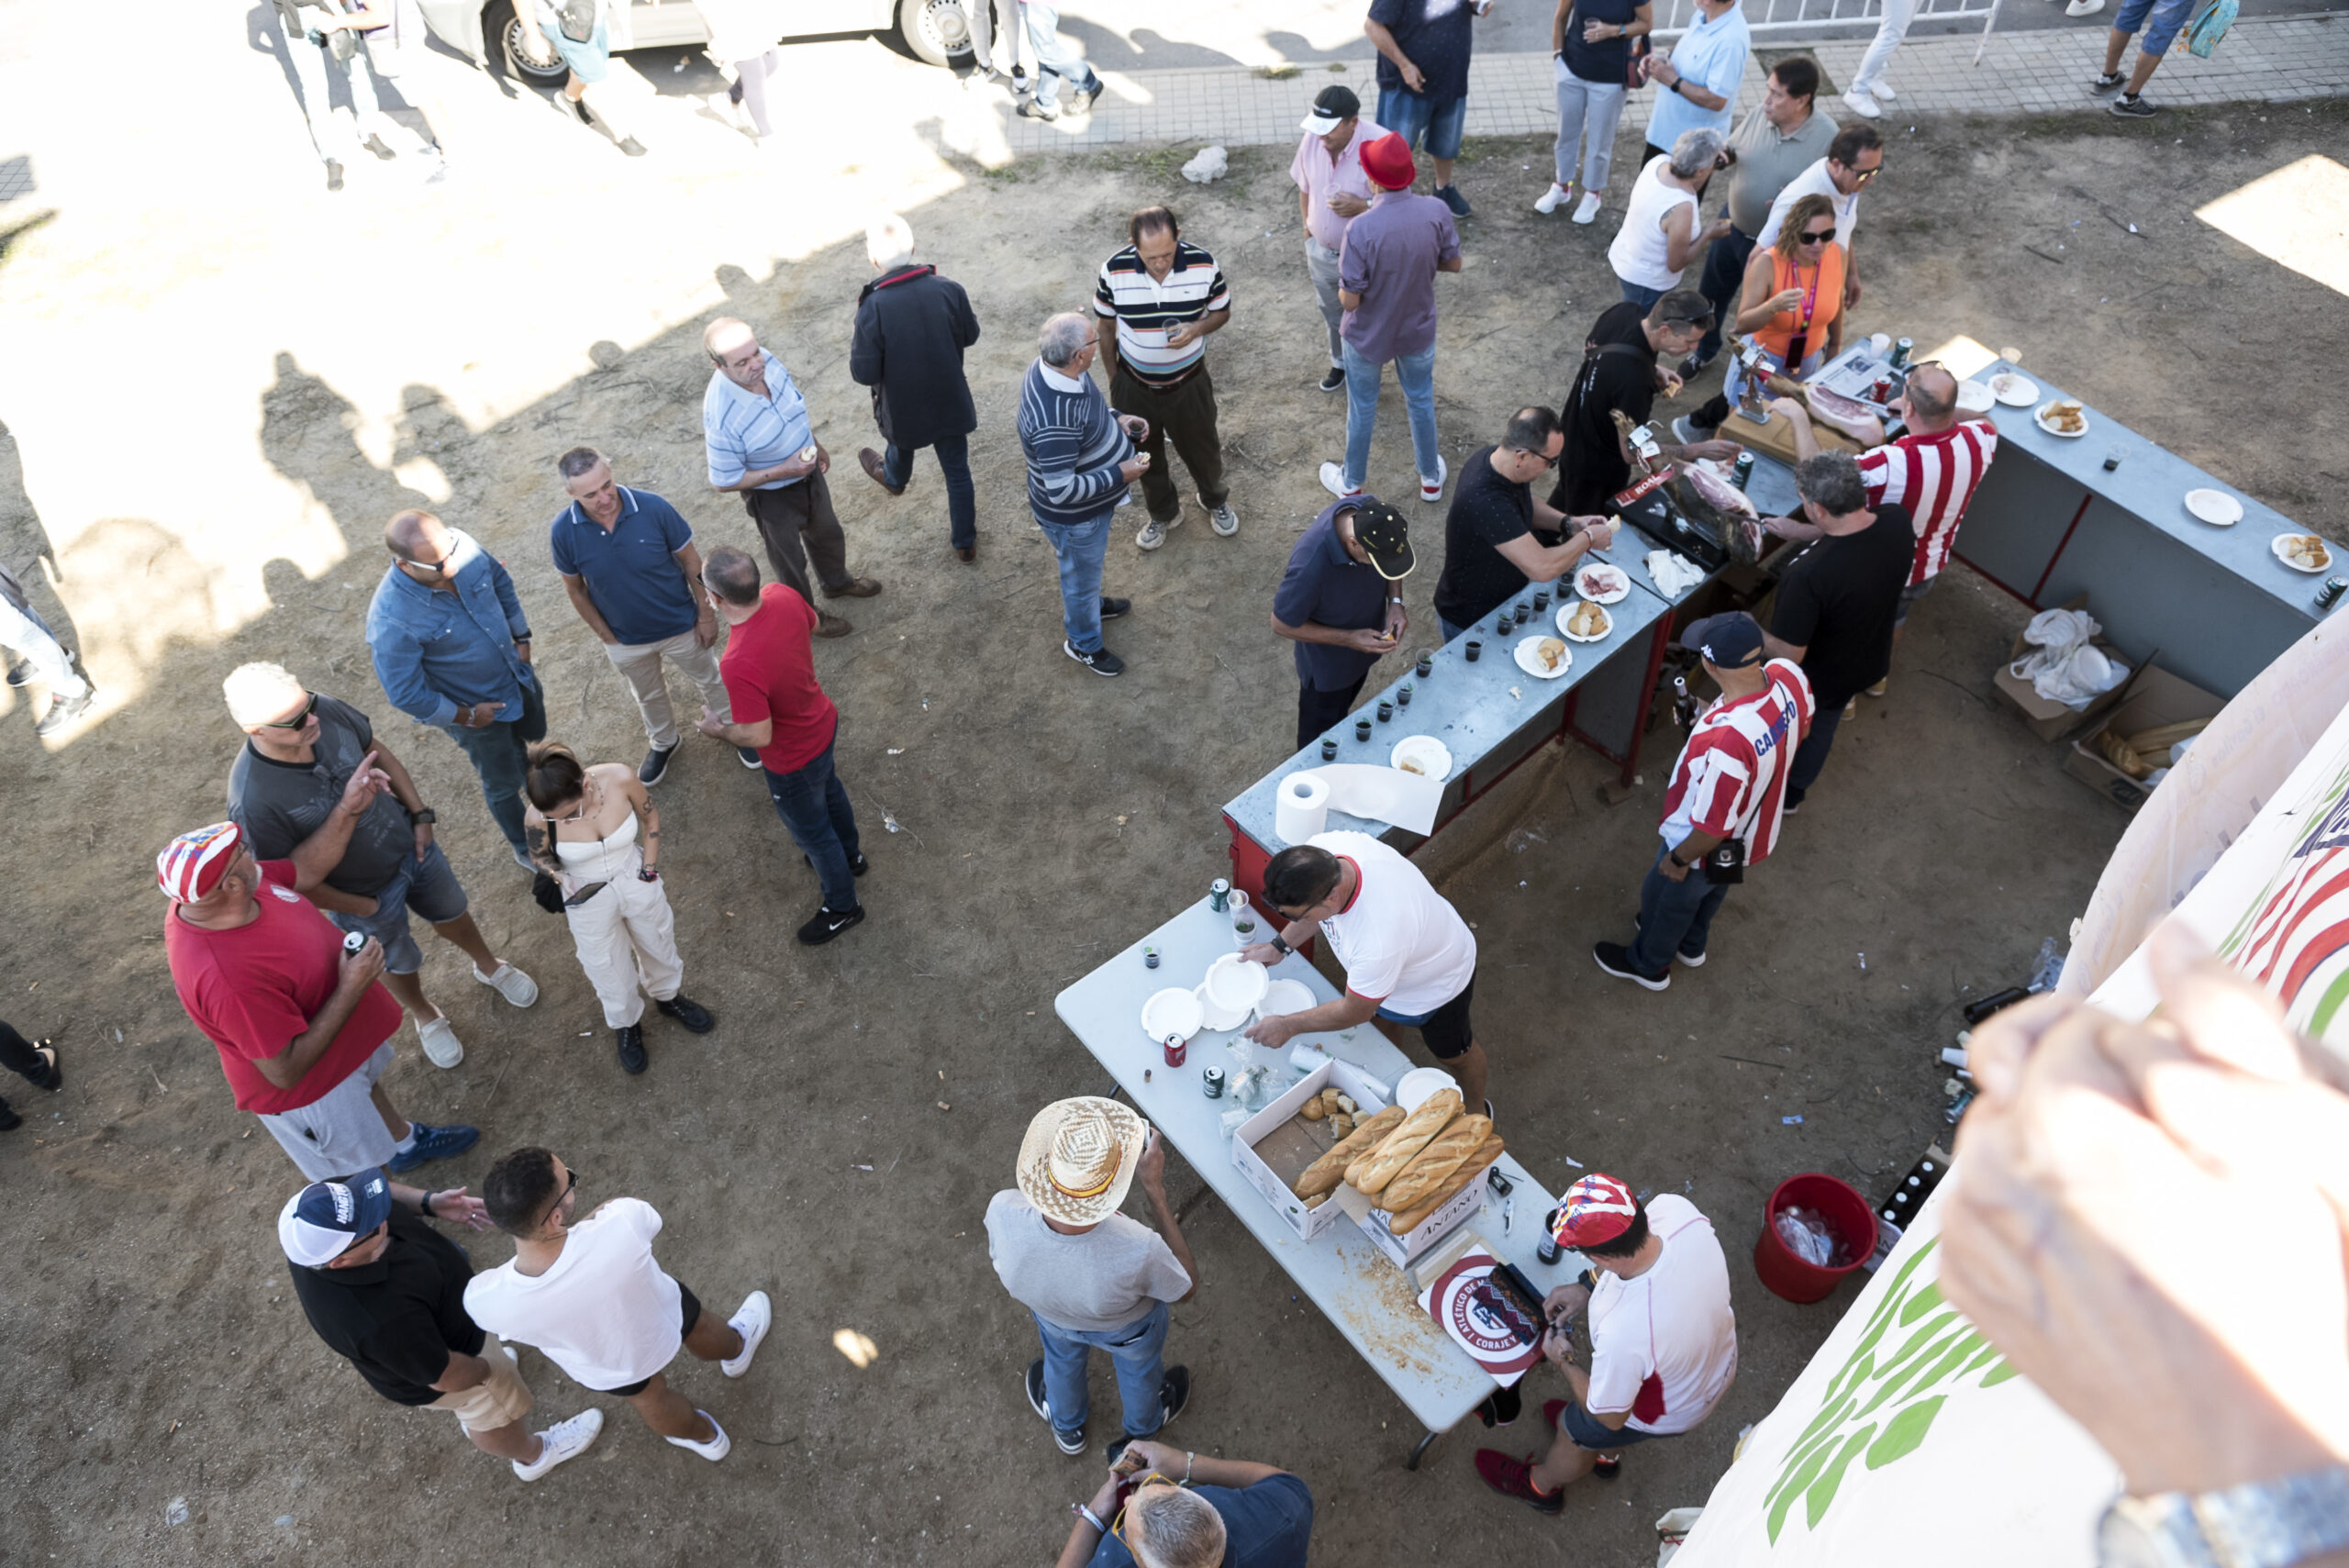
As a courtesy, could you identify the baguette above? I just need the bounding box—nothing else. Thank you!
[1387,1133,1506,1233]
[1378,1114,1493,1213]
[1351,1090,1464,1195]
[1294,1104,1406,1196]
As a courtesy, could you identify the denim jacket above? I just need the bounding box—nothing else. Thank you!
[365,529,535,728]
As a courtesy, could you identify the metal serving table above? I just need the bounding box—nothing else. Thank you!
[1055,896,1584,1467]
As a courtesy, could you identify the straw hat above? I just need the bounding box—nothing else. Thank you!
[1016,1096,1151,1227]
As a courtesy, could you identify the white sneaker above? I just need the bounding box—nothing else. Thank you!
[1319,461,1362,499]
[1842,87,1882,119]
[473,962,540,1007]
[513,1409,604,1481]
[722,1290,772,1378]
[1872,82,1898,101]
[1135,513,1179,550]
[1208,502,1240,537]
[1419,455,1448,504]
[1572,191,1603,224]
[2065,0,2104,14]
[666,1411,731,1462]
[1534,181,1570,215]
[417,1016,464,1068]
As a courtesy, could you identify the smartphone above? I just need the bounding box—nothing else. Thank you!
[562,882,610,907]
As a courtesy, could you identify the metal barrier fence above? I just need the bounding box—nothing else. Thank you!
[1651,0,2007,63]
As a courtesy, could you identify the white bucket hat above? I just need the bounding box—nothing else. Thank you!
[1016,1095,1150,1227]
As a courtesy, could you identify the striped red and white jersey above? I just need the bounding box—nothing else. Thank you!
[1857,419,1999,587]
[1657,660,1815,865]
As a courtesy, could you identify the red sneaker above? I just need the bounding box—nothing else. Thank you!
[1473,1450,1564,1515]
[1541,1401,1621,1479]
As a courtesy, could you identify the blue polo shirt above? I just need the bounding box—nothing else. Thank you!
[1644,2,1752,149]
[1275,496,1397,693]
[548,486,699,646]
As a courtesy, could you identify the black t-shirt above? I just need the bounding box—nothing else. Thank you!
[290,1208,484,1406]
[1770,503,1916,708]
[1562,0,1644,82]
[1433,447,1541,629]
[1552,302,1657,517]
[1368,0,1477,105]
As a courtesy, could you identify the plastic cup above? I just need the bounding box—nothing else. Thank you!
[1416,655,1432,677]
[1355,718,1373,740]
[1319,738,1339,761]
[1376,701,1394,723]
[1464,641,1483,662]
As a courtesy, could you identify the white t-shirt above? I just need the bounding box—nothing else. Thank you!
[1762,158,1861,254]
[1607,156,1700,292]
[462,1196,685,1392]
[1308,831,1477,1018]
[1585,1195,1738,1435]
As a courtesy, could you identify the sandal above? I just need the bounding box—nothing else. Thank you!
[24,1043,61,1093]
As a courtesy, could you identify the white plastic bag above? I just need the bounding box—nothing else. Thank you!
[1774,1206,1835,1267]
[1181,145,1229,183]
[2009,607,2131,708]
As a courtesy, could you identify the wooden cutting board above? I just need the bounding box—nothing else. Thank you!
[1720,400,1862,465]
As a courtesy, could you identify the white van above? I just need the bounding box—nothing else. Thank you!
[417,1,975,79]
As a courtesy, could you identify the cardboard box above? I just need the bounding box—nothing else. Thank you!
[1230,1060,1392,1243]
[1992,597,2142,743]
[2064,664,2225,811]
[1356,1173,1488,1269]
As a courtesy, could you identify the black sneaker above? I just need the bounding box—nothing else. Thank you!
[2109,93,2157,117]
[325,159,345,192]
[1099,596,1131,621]
[0,1102,17,1132]
[1433,183,1473,217]
[1318,365,1345,394]
[639,744,678,786]
[2087,70,2126,95]
[1677,350,1714,381]
[797,904,864,946]
[616,1024,648,1074]
[656,995,716,1033]
[1025,1360,1086,1455]
[1064,640,1125,677]
[5,659,30,687]
[737,745,763,770]
[1157,1365,1190,1431]
[1592,941,1671,992]
[1782,786,1806,816]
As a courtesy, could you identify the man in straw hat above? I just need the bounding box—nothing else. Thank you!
[1475,1173,1737,1513]
[986,1097,1197,1461]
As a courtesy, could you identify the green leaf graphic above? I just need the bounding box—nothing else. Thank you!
[1898,1281,1944,1326]
[1767,1430,1839,1543]
[1864,1396,1945,1469]
[1981,1362,2020,1387]
[1805,1426,1877,1529]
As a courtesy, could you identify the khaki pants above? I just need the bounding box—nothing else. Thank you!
[561,845,685,1029]
[604,628,730,751]
[428,1336,535,1434]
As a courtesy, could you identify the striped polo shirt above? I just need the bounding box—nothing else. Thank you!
[1856,419,1999,586]
[702,350,815,492]
[1093,240,1230,386]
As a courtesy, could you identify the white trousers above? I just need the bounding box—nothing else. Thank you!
[1853,0,1917,94]
[604,628,731,751]
[561,851,685,1029]
[0,596,86,699]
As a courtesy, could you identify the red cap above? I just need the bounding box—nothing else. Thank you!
[1359,131,1417,192]
[157,822,244,904]
[1550,1173,1639,1248]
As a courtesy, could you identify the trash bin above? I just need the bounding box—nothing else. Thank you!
[1753,1173,1877,1304]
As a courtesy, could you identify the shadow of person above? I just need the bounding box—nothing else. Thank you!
[261,352,437,570]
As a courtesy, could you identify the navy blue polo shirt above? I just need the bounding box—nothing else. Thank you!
[548,487,699,646]
[1275,497,1396,693]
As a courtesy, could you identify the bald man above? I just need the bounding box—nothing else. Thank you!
[365,510,546,866]
[700,317,880,639]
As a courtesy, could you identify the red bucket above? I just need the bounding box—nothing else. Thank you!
[1753,1173,1877,1304]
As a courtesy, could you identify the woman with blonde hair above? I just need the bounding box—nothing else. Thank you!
[522,742,712,1075]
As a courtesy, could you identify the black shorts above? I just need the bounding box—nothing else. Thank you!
[596,1283,701,1397]
[1378,978,1476,1062]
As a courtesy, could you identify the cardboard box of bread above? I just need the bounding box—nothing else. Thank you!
[1241,1076,1505,1264]
[1230,1060,1397,1241]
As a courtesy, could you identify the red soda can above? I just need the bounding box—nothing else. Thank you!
[1163,1034,1188,1067]
[1872,377,1892,402]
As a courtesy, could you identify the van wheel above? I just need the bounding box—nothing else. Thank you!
[487,0,571,85]
[896,0,973,67]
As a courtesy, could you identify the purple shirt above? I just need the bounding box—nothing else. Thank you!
[1288,117,1388,252]
[1337,190,1461,363]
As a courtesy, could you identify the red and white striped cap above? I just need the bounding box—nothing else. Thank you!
[1550,1173,1640,1248]
[156,822,244,903]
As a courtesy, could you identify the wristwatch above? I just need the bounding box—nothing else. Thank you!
[417,1190,436,1218]
[2099,1469,2349,1568]
[1269,933,1293,957]
[406,807,437,827]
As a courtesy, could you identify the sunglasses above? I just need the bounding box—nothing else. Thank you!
[1108,1476,1181,1553]
[540,1167,579,1227]
[259,692,320,729]
[1798,228,1835,245]
[1853,164,1882,183]
[1513,448,1561,471]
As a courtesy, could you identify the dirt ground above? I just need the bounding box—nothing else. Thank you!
[4,95,2346,1567]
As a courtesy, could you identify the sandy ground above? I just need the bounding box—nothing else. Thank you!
[2,28,2345,1562]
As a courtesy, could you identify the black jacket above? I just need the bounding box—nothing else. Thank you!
[850,265,981,450]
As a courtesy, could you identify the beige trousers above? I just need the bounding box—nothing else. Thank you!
[605,628,730,751]
[561,846,685,1029]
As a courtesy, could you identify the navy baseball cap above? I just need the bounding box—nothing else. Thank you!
[1680,611,1765,669]
[278,1169,395,1267]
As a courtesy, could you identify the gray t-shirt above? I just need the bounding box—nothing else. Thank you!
[985,1191,1191,1334]
[228,695,415,897]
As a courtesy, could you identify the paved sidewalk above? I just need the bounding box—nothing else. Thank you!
[998,16,2345,155]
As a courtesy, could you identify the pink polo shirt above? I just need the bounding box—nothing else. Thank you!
[1289,117,1388,252]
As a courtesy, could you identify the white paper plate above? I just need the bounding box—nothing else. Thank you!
[1956,379,1996,414]
[1988,372,2038,407]
[2185,488,2243,527]
[1575,564,1631,605]
[1514,635,1573,679]
[2272,533,2334,574]
[1201,952,1269,1015]
[1395,1067,1457,1112]
[1194,984,1250,1032]
[1389,735,1453,782]
[2034,400,2088,439]
[1256,978,1318,1019]
[1141,986,1203,1043]
[1557,602,1613,644]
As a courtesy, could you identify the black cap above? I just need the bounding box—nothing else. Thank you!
[1679,611,1765,668]
[1346,499,1414,581]
[1301,85,1364,134]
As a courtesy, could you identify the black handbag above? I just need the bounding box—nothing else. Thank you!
[555,0,597,44]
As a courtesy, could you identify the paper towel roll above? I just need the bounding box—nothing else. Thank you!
[1275,772,1330,843]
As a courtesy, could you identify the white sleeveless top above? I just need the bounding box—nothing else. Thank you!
[552,808,641,888]
[1609,156,1698,291]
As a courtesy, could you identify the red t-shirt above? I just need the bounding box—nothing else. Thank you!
[719,584,840,773]
[163,859,405,1114]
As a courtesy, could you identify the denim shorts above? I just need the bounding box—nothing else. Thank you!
[327,840,468,974]
[2113,0,2196,53]
[1560,1396,1673,1451]
[545,17,610,82]
[1377,88,1468,162]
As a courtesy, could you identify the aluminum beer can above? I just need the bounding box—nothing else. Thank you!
[1732,451,1754,491]
[1892,337,1913,369]
[1208,878,1230,914]
[342,929,367,955]
[1201,1065,1227,1099]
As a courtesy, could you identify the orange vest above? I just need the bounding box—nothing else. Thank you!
[1751,244,1846,366]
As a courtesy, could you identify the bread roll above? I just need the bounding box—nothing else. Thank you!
[1387,1133,1506,1233]
[1377,1114,1493,1213]
[1351,1091,1464,1195]
[1300,1097,1327,1121]
[1294,1104,1406,1196]
[1303,1189,1331,1210]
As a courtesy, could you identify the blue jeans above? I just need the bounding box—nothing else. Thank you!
[2114,0,2196,52]
[325,840,469,974]
[1439,616,1474,642]
[438,671,546,856]
[1619,278,1667,309]
[1786,699,1843,799]
[885,431,977,550]
[1695,217,1756,364]
[1341,339,1440,494]
[1034,1300,1170,1440]
[1631,843,1731,973]
[1376,88,1467,162]
[1020,3,1100,107]
[1036,510,1113,654]
[763,734,863,912]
